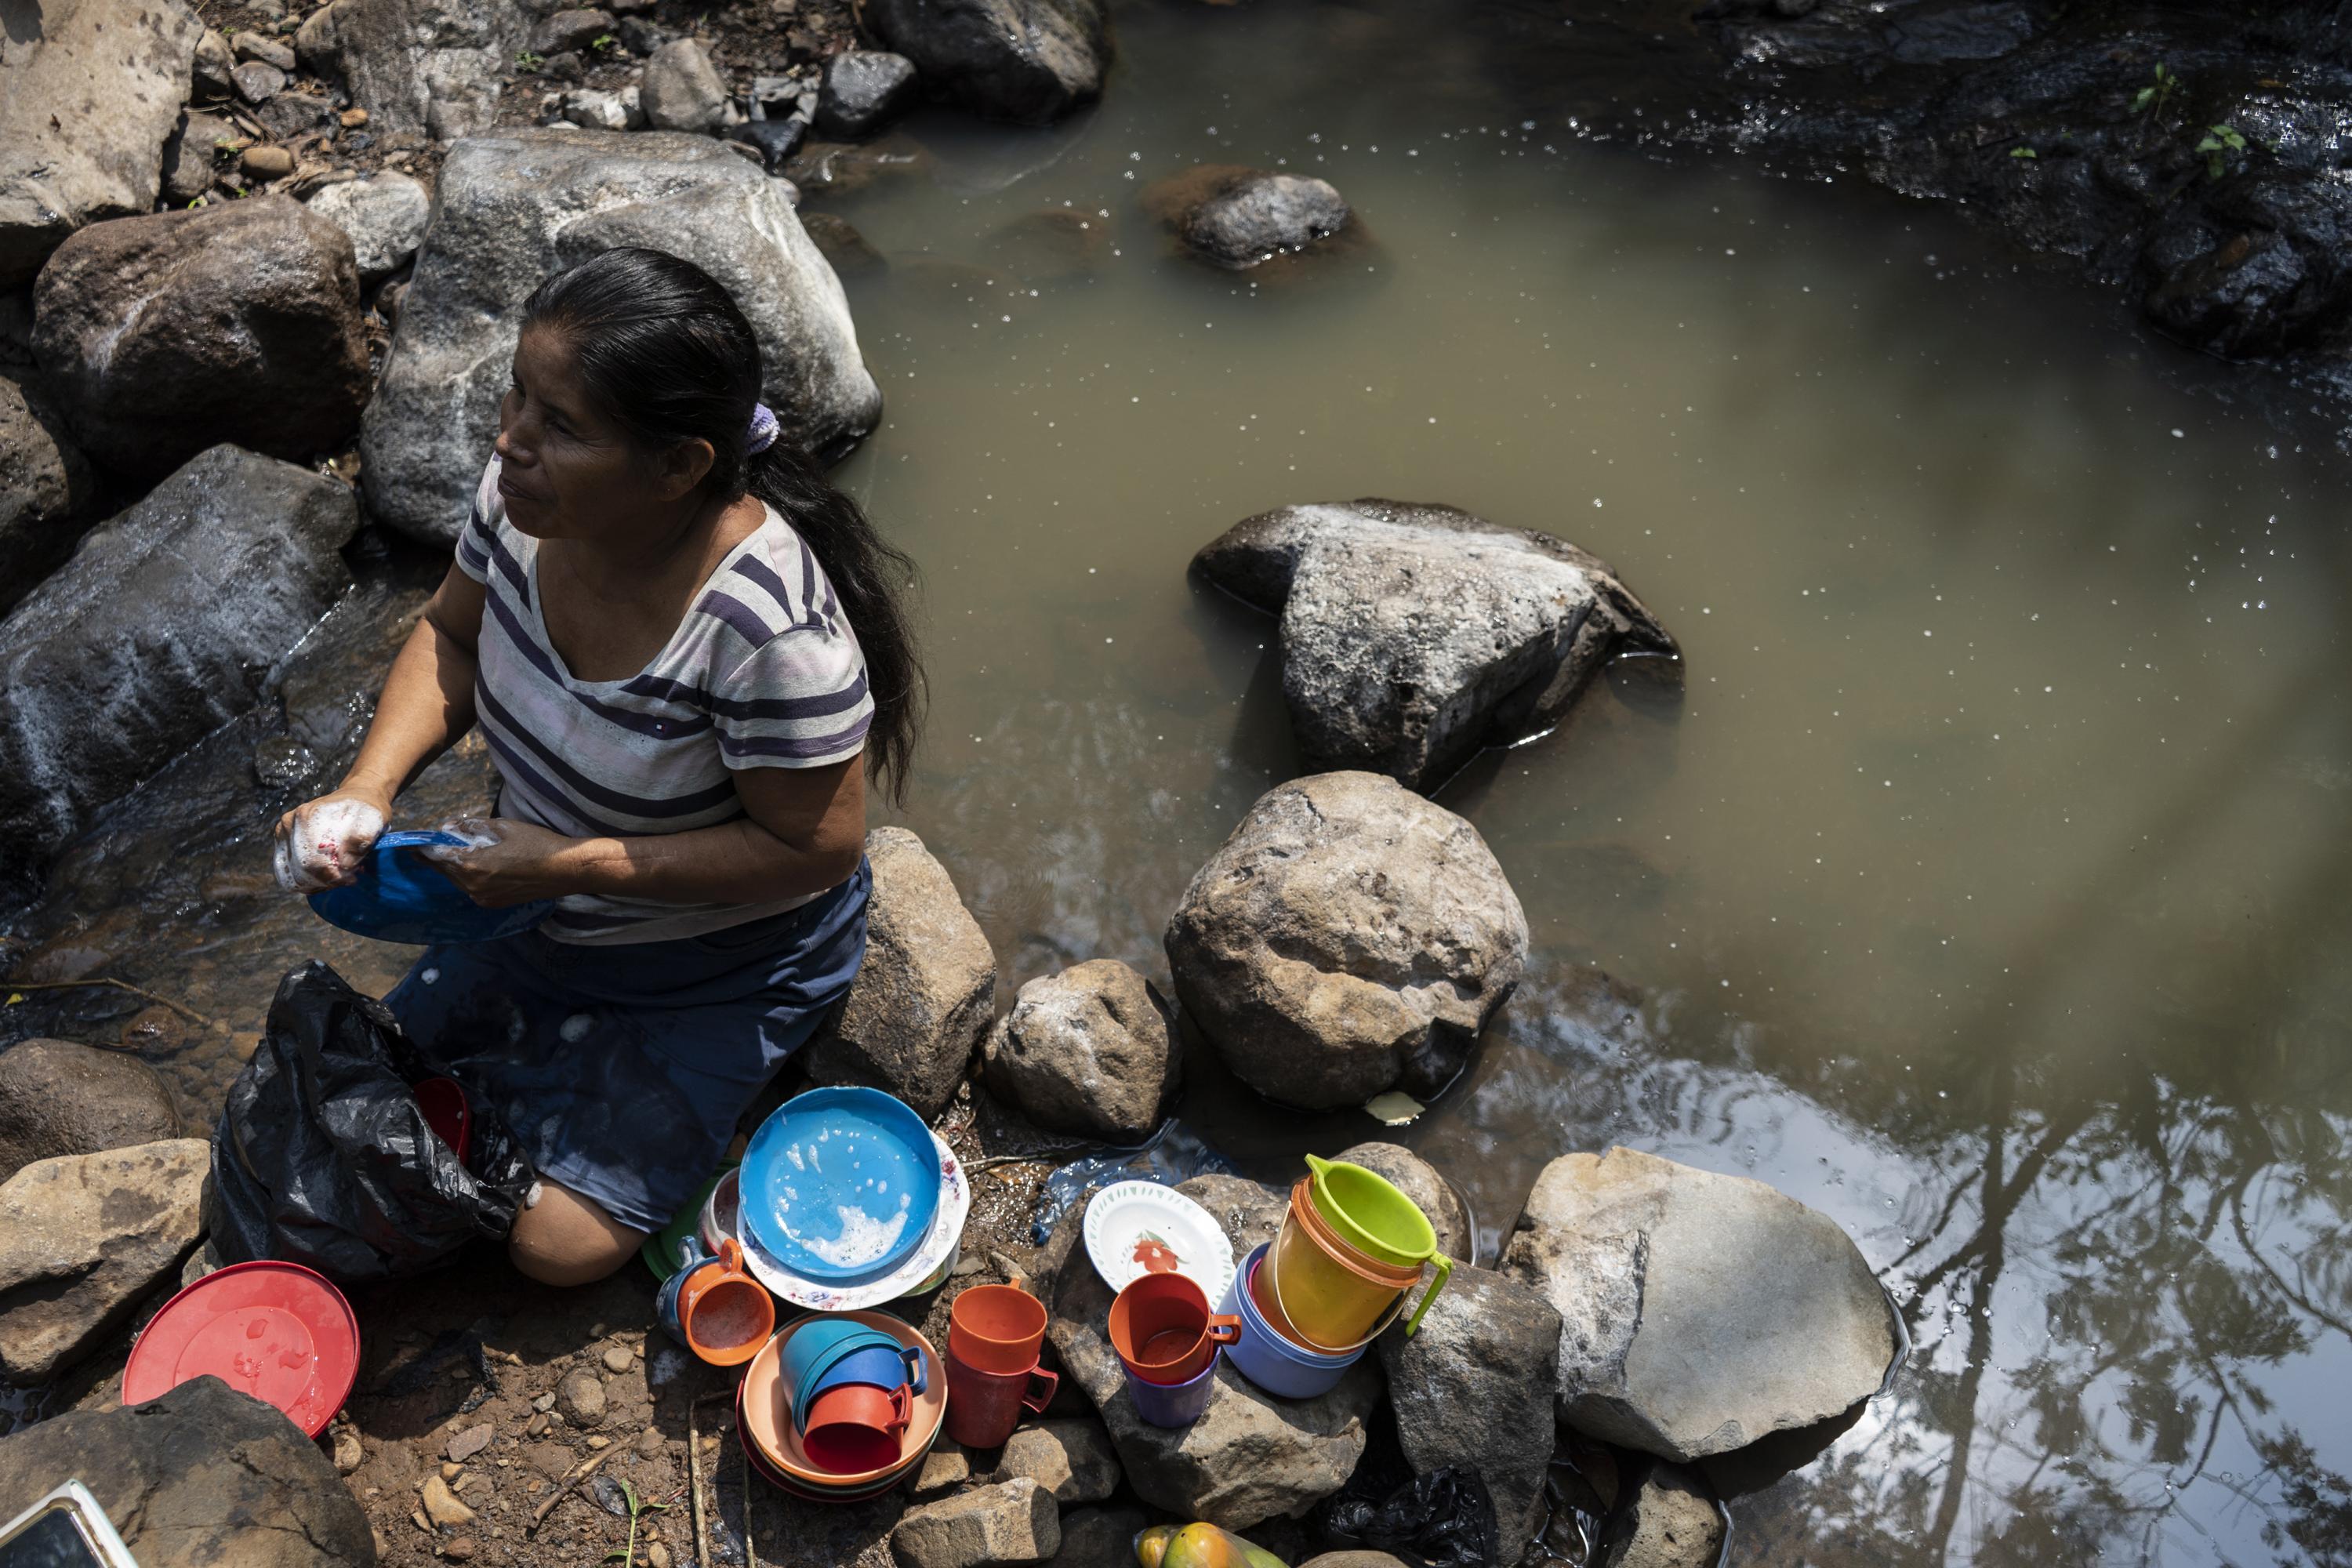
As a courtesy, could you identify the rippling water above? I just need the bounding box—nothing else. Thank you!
[7,0,2352,1559]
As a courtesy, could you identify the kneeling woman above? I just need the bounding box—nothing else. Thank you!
[275,247,920,1286]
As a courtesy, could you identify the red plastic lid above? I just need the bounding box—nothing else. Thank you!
[122,1261,360,1437]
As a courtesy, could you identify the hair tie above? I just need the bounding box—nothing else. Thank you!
[745,402,781,456]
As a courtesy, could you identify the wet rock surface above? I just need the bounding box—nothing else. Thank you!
[982,959,1178,1142]
[1145,166,1351,268]
[805,826,997,1119]
[0,1037,181,1184]
[863,0,1110,125]
[1502,1146,1898,1462]
[1194,499,1679,792]
[0,1138,209,1381]
[0,1375,375,1566]
[0,372,95,618]
[31,195,372,479]
[0,447,358,897]
[0,0,205,289]
[1165,771,1530,1110]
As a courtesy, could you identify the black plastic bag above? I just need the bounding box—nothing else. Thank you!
[207,961,534,1283]
[1313,1468,1500,1568]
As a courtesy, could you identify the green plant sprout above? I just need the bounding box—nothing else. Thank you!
[516,49,545,71]
[2133,60,2180,118]
[2010,146,2037,158]
[600,1479,667,1567]
[2197,123,2248,178]
[592,33,616,51]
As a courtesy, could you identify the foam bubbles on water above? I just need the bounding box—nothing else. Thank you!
[789,1203,911,1269]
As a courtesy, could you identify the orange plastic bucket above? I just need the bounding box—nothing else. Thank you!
[1263,1180,1418,1349]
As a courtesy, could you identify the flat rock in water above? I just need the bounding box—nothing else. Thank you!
[0,1038,180,1185]
[0,1138,210,1382]
[982,960,1178,1143]
[362,129,882,546]
[0,371,95,619]
[1501,1147,1900,1462]
[804,826,996,1120]
[1144,165,1350,267]
[296,0,533,139]
[1163,771,1528,1109]
[1595,1463,1724,1568]
[0,447,358,898]
[863,0,1109,125]
[305,170,432,281]
[0,0,203,289]
[0,1376,374,1567]
[1329,1142,1471,1261]
[31,195,371,479]
[1194,500,1678,792]
[1374,1264,1563,1560]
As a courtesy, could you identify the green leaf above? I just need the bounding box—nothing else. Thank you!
[2132,86,2155,111]
[2010,146,2037,158]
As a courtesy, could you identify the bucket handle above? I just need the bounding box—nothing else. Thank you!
[1398,1252,1452,1338]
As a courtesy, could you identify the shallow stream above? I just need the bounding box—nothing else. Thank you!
[8,0,2352,1560]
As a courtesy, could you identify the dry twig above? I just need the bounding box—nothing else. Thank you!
[526,1446,614,1532]
[1,977,212,1029]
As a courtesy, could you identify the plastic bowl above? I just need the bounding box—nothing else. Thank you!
[740,1312,944,1488]
[741,1087,942,1283]
[1218,1245,1363,1400]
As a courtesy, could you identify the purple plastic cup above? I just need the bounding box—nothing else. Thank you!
[1124,1350,1218,1428]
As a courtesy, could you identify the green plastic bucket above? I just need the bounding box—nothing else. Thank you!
[1302,1154,1439,1269]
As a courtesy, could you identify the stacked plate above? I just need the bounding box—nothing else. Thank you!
[737,1312,946,1501]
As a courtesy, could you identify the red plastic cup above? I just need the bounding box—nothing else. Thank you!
[942,1346,1057,1449]
[948,1284,1048,1375]
[802,1380,912,1470]
[1109,1273,1240,1386]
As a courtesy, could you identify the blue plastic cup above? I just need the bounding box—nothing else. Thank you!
[780,1319,899,1413]
[1125,1352,1218,1428]
[796,1342,927,1432]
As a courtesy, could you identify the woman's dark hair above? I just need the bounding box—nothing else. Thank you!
[520,247,922,804]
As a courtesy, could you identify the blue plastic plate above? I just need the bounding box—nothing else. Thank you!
[307,829,557,946]
[742,1087,942,1283]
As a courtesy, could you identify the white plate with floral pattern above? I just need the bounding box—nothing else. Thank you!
[1082,1180,1236,1305]
[737,1131,969,1312]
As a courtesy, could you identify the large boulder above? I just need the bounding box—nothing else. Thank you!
[31,196,372,479]
[0,1375,375,1566]
[1195,501,1678,792]
[0,1038,181,1185]
[1163,772,1527,1110]
[295,0,535,140]
[1374,1265,1562,1559]
[0,447,360,897]
[0,370,95,616]
[804,827,996,1120]
[1329,1142,1471,1261]
[361,129,883,546]
[1144,167,1350,269]
[0,1138,210,1382]
[305,171,432,281]
[0,0,205,289]
[1501,1148,1899,1462]
[982,960,1178,1142]
[862,0,1109,125]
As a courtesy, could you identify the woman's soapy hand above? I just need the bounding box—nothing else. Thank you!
[273,786,391,892]
[419,817,586,907]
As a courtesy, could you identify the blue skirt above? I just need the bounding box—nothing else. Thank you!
[383,862,871,1234]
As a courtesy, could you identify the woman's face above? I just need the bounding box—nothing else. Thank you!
[493,325,709,543]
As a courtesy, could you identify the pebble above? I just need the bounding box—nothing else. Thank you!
[440,1462,461,1483]
[340,107,369,128]
[634,1427,663,1457]
[331,1427,364,1475]
[446,1422,495,1462]
[442,1541,477,1563]
[420,1475,477,1529]
[587,1435,612,1450]
[532,1392,557,1413]
[527,1413,552,1437]
[411,1510,432,1535]
[230,60,286,103]
[647,1544,670,1568]
[602,1345,634,1374]
[232,32,296,70]
[556,1368,606,1425]
[241,145,293,179]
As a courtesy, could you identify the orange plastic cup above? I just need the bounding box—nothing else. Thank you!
[947,1283,1047,1375]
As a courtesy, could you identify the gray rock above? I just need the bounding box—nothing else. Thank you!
[641,38,731,132]
[1595,1464,1725,1568]
[804,826,995,1120]
[305,170,431,280]
[234,31,299,71]
[1194,499,1678,793]
[1045,1191,1380,1530]
[362,129,881,545]
[159,111,238,204]
[1375,1265,1562,1559]
[818,51,920,139]
[0,0,205,289]
[0,447,358,895]
[564,85,644,132]
[31,194,370,478]
[0,1038,180,1185]
[1147,167,1350,268]
[0,371,95,618]
[911,1443,973,1498]
[982,960,1178,1143]
[995,1418,1119,1505]
[534,7,616,56]
[557,1367,608,1425]
[254,90,339,142]
[891,1478,1059,1568]
[295,0,527,139]
[0,1377,374,1566]
[863,0,1109,125]
[0,1138,210,1381]
[192,27,239,98]
[1329,1142,1471,1261]
[1174,1173,1287,1260]
[1163,771,1528,1109]
[1501,1147,1900,1462]
[725,118,810,174]
[232,58,289,102]
[1044,1508,1149,1568]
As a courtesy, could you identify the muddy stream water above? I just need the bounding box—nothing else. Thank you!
[7,1,2352,1563]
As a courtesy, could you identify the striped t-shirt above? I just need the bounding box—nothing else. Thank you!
[452,456,873,945]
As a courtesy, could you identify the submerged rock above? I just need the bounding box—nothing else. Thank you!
[0,1038,181,1185]
[31,195,372,479]
[1194,499,1679,793]
[362,129,882,546]
[820,50,920,139]
[306,171,432,281]
[0,0,205,289]
[863,0,1110,125]
[0,1375,375,1566]
[1145,166,1350,268]
[0,1138,210,1381]
[982,960,1178,1143]
[296,0,533,139]
[1164,772,1528,1110]
[1501,1147,1899,1462]
[805,826,996,1120]
[0,446,359,896]
[0,371,95,618]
